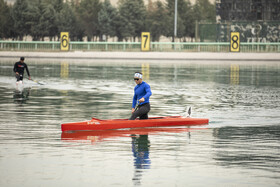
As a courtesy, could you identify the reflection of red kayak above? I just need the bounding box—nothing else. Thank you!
[61,127,205,144]
[61,116,209,132]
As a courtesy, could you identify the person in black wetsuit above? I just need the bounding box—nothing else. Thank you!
[13,57,31,82]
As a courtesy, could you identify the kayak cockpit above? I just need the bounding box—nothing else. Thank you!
[91,116,183,121]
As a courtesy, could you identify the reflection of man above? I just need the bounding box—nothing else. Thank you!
[13,57,31,82]
[132,135,151,169]
[13,88,30,104]
[131,134,151,185]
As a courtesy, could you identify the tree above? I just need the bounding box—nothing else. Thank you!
[98,0,118,41]
[146,0,168,41]
[132,0,146,40]
[0,0,13,39]
[193,0,216,21]
[181,0,195,41]
[117,1,135,41]
[40,3,57,40]
[77,0,101,41]
[118,0,146,41]
[26,0,57,41]
[52,0,64,13]
[12,0,30,40]
[57,2,83,41]
[1,0,216,42]
[27,0,43,41]
[165,0,186,41]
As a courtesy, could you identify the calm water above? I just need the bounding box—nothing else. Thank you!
[0,58,279,187]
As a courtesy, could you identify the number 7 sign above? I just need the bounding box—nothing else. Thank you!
[141,32,150,51]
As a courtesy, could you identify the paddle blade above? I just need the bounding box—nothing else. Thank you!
[188,107,191,117]
[31,79,44,85]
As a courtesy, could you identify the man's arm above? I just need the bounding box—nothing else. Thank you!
[132,93,137,108]
[25,63,31,78]
[143,84,152,100]
[13,62,18,73]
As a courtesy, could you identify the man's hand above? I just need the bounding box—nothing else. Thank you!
[28,76,31,80]
[16,72,19,75]
[139,97,145,103]
[131,108,135,113]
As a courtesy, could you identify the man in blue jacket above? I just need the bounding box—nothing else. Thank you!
[130,72,152,120]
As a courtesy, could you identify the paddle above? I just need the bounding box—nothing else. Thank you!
[31,79,44,85]
[134,102,140,112]
[183,106,192,117]
[134,99,142,112]
[188,107,192,117]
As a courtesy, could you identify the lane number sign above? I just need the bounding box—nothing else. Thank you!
[61,32,69,51]
[141,32,150,51]
[230,32,240,52]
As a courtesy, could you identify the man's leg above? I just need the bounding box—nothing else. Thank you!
[129,104,150,120]
[139,104,150,119]
[15,74,21,82]
[139,113,148,120]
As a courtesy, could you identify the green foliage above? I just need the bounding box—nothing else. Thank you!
[118,0,146,41]
[77,0,101,41]
[0,0,13,39]
[98,0,118,41]
[25,0,57,41]
[146,1,168,41]
[27,0,43,41]
[1,0,216,41]
[12,0,30,40]
[193,0,216,21]
[165,0,192,40]
[41,4,57,39]
[181,0,195,40]
[52,0,64,13]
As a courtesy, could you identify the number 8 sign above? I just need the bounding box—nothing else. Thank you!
[61,32,69,51]
[230,32,240,52]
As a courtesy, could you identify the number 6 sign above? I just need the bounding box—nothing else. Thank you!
[61,32,69,51]
[141,32,150,51]
[230,32,240,52]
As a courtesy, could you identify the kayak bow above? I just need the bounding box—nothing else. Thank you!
[61,116,209,132]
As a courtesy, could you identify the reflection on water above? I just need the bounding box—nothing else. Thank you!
[213,126,280,174]
[60,62,69,79]
[0,59,280,187]
[13,88,30,104]
[230,64,239,85]
[61,127,193,186]
[132,135,151,185]
[61,127,193,143]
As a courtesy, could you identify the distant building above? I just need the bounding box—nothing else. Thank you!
[215,0,280,42]
[216,0,280,22]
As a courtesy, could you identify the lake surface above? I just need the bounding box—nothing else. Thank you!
[0,58,279,187]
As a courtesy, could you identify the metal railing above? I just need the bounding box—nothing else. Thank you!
[0,41,279,52]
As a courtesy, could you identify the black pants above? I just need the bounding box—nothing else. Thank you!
[16,74,23,81]
[129,103,150,120]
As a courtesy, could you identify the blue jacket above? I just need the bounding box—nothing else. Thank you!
[132,81,152,108]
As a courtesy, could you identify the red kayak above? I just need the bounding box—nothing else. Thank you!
[61,116,209,132]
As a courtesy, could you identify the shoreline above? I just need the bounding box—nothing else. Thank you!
[1,51,280,61]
